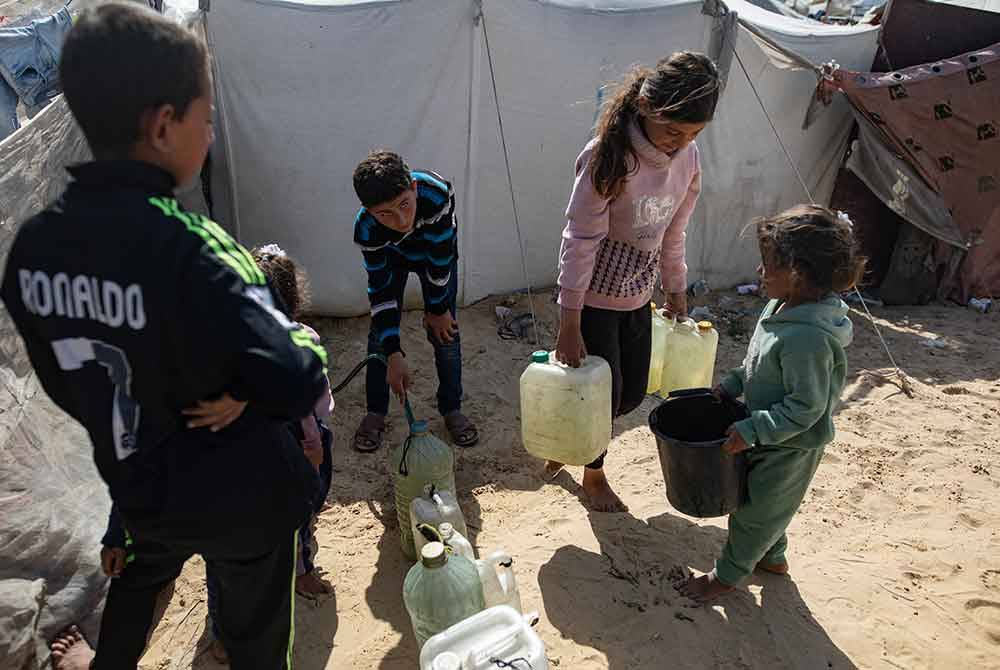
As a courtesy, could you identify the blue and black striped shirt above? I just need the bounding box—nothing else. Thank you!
[353,170,458,356]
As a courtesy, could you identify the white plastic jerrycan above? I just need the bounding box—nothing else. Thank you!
[404,542,486,651]
[659,318,720,397]
[646,306,674,394]
[411,485,470,561]
[439,523,476,562]
[476,550,522,614]
[520,351,612,466]
[419,606,548,670]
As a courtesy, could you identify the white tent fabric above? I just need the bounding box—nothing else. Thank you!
[207,0,879,316]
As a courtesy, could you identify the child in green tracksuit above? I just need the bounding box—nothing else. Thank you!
[679,204,866,602]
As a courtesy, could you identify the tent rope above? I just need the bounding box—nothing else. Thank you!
[730,39,913,396]
[479,5,542,347]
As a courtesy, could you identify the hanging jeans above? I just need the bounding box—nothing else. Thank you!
[0,7,72,141]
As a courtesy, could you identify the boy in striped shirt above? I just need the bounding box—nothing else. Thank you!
[352,150,479,451]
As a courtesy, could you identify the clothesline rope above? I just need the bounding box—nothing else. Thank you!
[479,5,542,348]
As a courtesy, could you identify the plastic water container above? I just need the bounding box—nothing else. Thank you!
[404,542,486,651]
[646,306,674,394]
[411,485,470,560]
[419,606,548,670]
[439,523,476,562]
[394,421,457,560]
[520,351,612,466]
[649,389,750,517]
[659,319,719,397]
[697,320,719,382]
[476,550,522,613]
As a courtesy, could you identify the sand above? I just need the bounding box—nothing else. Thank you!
[137,289,1000,670]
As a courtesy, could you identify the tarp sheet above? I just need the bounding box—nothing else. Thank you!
[846,109,965,249]
[207,0,880,315]
[0,97,107,670]
[836,42,1000,298]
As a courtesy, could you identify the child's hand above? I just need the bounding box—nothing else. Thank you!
[303,444,323,468]
[664,291,688,319]
[722,426,750,455]
[555,309,586,368]
[711,385,730,401]
[387,352,411,403]
[101,546,128,577]
[425,312,458,344]
[183,393,247,431]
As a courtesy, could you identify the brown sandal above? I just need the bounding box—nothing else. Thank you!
[444,411,479,448]
[353,413,385,453]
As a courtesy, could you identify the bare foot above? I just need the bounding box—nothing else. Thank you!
[296,571,332,599]
[677,571,735,603]
[51,626,95,670]
[582,468,628,513]
[756,560,789,575]
[543,460,564,480]
[210,638,229,665]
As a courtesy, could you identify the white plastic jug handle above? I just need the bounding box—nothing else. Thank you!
[464,624,522,667]
[487,549,513,566]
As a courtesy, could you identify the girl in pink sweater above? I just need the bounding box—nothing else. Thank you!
[555,52,720,512]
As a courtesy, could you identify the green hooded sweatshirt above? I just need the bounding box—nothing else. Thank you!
[720,295,853,450]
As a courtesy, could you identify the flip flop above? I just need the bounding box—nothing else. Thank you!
[444,411,479,448]
[353,412,385,453]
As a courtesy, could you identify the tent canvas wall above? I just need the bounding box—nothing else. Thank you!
[206,0,879,315]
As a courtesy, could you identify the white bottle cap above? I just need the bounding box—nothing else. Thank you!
[421,542,448,568]
[432,652,462,670]
[438,522,455,539]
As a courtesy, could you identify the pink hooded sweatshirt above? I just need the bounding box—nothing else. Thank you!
[557,119,701,311]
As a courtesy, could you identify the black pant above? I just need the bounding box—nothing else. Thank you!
[94,533,296,670]
[580,303,652,470]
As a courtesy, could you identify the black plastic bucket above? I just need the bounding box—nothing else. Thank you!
[648,388,750,518]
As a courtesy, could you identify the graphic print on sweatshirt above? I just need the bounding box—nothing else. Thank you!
[588,239,662,299]
[633,194,676,240]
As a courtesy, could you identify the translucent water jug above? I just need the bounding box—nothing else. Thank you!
[439,523,476,562]
[659,319,719,397]
[476,550,522,613]
[411,485,470,560]
[697,321,719,383]
[520,351,612,466]
[394,421,457,560]
[419,606,548,670]
[646,306,674,394]
[404,542,486,651]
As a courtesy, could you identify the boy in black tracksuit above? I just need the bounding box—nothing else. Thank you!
[0,6,327,669]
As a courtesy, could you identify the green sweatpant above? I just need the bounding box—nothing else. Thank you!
[715,445,824,586]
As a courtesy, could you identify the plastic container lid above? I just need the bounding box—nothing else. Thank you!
[697,321,714,331]
[531,351,549,364]
[431,652,462,670]
[421,542,448,568]
[438,522,455,539]
[411,420,429,435]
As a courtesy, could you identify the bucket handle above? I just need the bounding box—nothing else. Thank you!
[667,387,716,400]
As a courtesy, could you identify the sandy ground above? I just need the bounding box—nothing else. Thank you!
[132,289,999,670]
